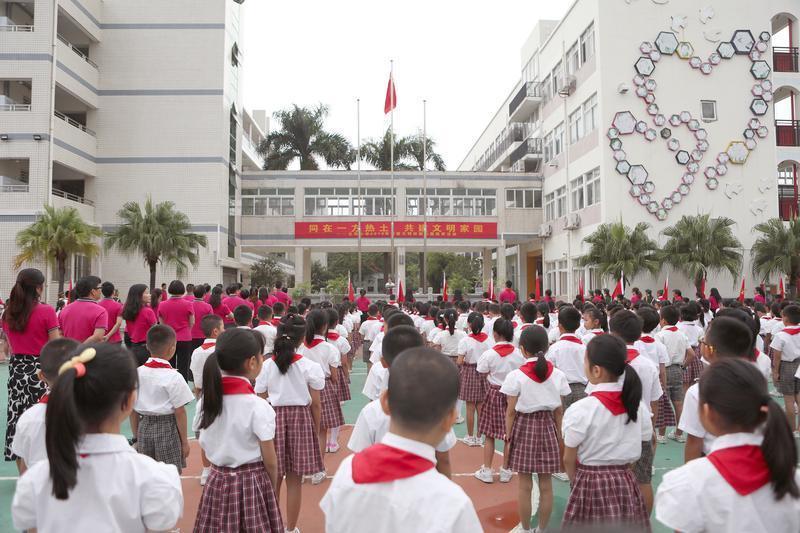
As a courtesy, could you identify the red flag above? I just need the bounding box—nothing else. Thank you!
[611,271,624,299]
[700,277,707,299]
[534,270,541,301]
[347,272,355,302]
[397,280,405,303]
[442,272,448,302]
[738,278,746,303]
[660,277,669,301]
[384,73,397,114]
[488,277,495,301]
[578,276,585,302]
[779,277,785,299]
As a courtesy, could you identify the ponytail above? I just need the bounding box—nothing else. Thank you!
[45,368,81,499]
[586,334,641,423]
[534,351,549,381]
[199,353,223,429]
[444,309,457,335]
[536,302,550,329]
[519,326,550,380]
[274,314,306,374]
[762,399,800,499]
[305,309,327,346]
[467,312,484,335]
[3,268,45,331]
[620,363,643,423]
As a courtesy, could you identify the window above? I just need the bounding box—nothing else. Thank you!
[304,187,394,216]
[701,100,717,122]
[570,175,585,210]
[545,192,555,221]
[583,94,598,134]
[552,61,563,95]
[523,56,538,83]
[567,42,581,75]
[585,168,601,206]
[555,186,567,218]
[242,188,295,216]
[569,108,584,144]
[0,78,32,111]
[554,123,565,156]
[0,157,29,191]
[580,23,595,63]
[543,132,554,162]
[407,187,496,216]
[568,168,601,212]
[557,260,568,296]
[506,188,542,209]
[541,74,552,103]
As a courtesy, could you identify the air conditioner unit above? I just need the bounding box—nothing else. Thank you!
[539,223,552,238]
[558,76,577,97]
[564,213,581,230]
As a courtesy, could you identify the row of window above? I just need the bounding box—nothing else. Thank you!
[544,167,600,221]
[544,262,601,297]
[537,22,595,104]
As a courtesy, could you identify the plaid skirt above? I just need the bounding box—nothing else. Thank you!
[336,367,351,402]
[563,464,650,532]
[654,394,676,429]
[274,405,324,477]
[477,384,507,440]
[631,440,654,484]
[507,411,561,474]
[137,413,185,472]
[683,346,704,384]
[350,330,363,353]
[321,378,345,429]
[777,360,800,395]
[4,354,46,461]
[459,364,488,403]
[194,461,284,533]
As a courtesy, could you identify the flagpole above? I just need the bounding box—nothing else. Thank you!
[357,98,363,286]
[389,59,396,285]
[422,99,428,294]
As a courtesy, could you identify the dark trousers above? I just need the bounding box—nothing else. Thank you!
[174,341,192,381]
[129,343,149,366]
[191,338,204,352]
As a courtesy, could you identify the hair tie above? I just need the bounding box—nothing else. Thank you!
[58,348,97,378]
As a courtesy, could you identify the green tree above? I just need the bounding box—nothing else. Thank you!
[105,197,208,291]
[426,252,480,292]
[13,205,102,294]
[250,256,284,289]
[660,214,742,293]
[406,132,446,171]
[360,128,414,171]
[257,104,353,170]
[751,217,800,297]
[578,220,660,284]
[311,260,335,292]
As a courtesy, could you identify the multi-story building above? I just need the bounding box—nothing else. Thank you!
[0,0,265,299]
[460,0,799,299]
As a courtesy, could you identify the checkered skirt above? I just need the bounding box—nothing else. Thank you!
[350,330,363,354]
[459,363,488,402]
[777,359,800,395]
[273,405,324,477]
[507,411,561,474]
[194,461,284,532]
[337,367,352,401]
[562,464,650,532]
[137,413,185,472]
[321,377,344,429]
[683,346,704,384]
[477,384,508,440]
[654,394,676,429]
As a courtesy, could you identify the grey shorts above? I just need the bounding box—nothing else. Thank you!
[631,439,654,484]
[563,383,587,410]
[665,365,685,402]
[778,360,800,396]
[361,339,372,364]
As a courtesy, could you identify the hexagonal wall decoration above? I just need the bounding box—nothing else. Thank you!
[726,141,749,164]
[731,30,755,54]
[660,128,671,139]
[655,31,679,54]
[750,60,771,79]
[612,112,637,134]
[616,160,631,175]
[668,138,680,151]
[717,41,735,59]
[682,173,694,185]
[628,165,648,185]
[676,42,694,59]
[635,57,656,76]
[676,150,690,165]
[750,98,768,116]
[610,138,623,150]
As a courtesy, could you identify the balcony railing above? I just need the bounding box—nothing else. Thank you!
[53,188,94,206]
[510,137,544,166]
[779,183,798,220]
[55,110,96,137]
[776,120,800,147]
[509,81,543,118]
[774,47,799,73]
[0,184,29,192]
[0,103,31,111]
[0,24,34,32]
[57,34,98,68]
[473,122,530,171]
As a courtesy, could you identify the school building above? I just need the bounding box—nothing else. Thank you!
[459,0,800,299]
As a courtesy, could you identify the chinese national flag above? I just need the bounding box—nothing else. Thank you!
[347,272,355,302]
[779,277,785,299]
[384,73,397,114]
[578,276,584,302]
[442,272,448,302]
[398,280,405,303]
[700,277,707,299]
[534,271,541,301]
[611,271,624,299]
[660,277,669,301]
[488,278,495,301]
[737,278,746,303]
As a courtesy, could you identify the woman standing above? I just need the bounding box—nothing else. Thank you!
[157,280,195,381]
[122,284,157,366]
[2,268,60,463]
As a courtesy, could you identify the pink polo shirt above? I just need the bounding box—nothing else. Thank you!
[191,299,214,339]
[127,307,157,344]
[183,294,195,302]
[498,288,517,304]
[2,302,59,356]
[98,298,123,343]
[273,290,291,306]
[223,295,250,322]
[158,297,195,342]
[58,299,108,342]
[212,303,232,323]
[356,296,371,313]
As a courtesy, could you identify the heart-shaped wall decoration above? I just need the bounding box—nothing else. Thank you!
[608,29,772,221]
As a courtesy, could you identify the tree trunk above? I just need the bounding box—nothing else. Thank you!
[419,252,426,292]
[149,260,158,292]
[57,257,66,296]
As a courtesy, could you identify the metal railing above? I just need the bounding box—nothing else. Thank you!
[54,110,96,137]
[510,137,544,166]
[776,119,800,147]
[0,24,34,32]
[774,47,799,73]
[57,34,98,68]
[0,103,31,111]
[509,81,543,117]
[0,185,29,192]
[474,122,530,171]
[52,188,94,206]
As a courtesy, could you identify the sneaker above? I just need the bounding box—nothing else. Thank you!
[311,471,327,485]
[285,529,300,533]
[461,435,476,446]
[553,472,569,482]
[474,466,494,483]
[656,434,667,444]
[479,435,485,446]
[499,467,513,483]
[326,442,340,453]
[667,430,686,443]
[455,416,465,424]
[677,433,687,443]
[200,466,210,486]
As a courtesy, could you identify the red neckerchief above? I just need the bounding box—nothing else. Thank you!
[201,341,216,350]
[469,332,489,342]
[663,326,678,332]
[437,324,446,330]
[782,327,800,335]
[423,317,434,321]
[535,318,544,325]
[271,318,282,327]
[493,343,515,357]
[519,323,533,330]
[560,335,583,345]
[752,348,760,362]
[591,390,626,415]
[511,321,518,328]
[272,354,303,364]
[258,321,272,326]
[351,444,435,484]
[144,359,173,369]
[367,317,379,321]
[519,360,553,383]
[305,338,325,349]
[327,332,341,341]
[639,335,655,344]
[590,329,605,335]
[221,376,254,395]
[626,348,640,362]
[707,445,770,495]
[38,393,49,404]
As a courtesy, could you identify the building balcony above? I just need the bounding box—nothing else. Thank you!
[0,22,33,32]
[774,47,799,73]
[509,137,544,173]
[242,134,264,171]
[57,34,97,69]
[55,110,96,137]
[777,120,800,147]
[779,183,798,221]
[52,187,94,206]
[474,123,529,172]
[508,81,543,123]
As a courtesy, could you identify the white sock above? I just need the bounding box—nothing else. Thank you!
[456,399,464,416]
[330,426,340,443]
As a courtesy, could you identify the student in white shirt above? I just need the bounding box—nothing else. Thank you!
[349,326,457,478]
[770,304,800,433]
[474,319,525,484]
[255,314,324,533]
[481,303,501,336]
[12,344,183,533]
[362,312,414,401]
[426,310,446,345]
[12,338,79,474]
[580,306,607,345]
[656,358,800,533]
[656,304,695,443]
[321,347,481,532]
[635,307,672,445]
[418,304,437,339]
[131,325,194,473]
[561,334,652,530]
[457,312,491,446]
[502,326,570,533]
[195,327,284,532]
[358,304,383,372]
[253,305,278,355]
[677,304,705,390]
[679,316,755,462]
[434,309,468,423]
[546,306,587,409]
[512,302,538,347]
[455,300,471,331]
[326,308,352,407]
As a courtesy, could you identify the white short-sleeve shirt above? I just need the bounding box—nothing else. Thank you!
[359,318,383,341]
[298,336,341,377]
[253,323,277,354]
[327,333,351,358]
[656,327,691,366]
[770,326,800,362]
[546,334,588,385]
[362,364,389,401]
[434,329,467,356]
[457,334,491,364]
[347,399,456,453]
[677,321,703,347]
[12,401,47,466]
[255,355,325,405]
[476,342,526,386]
[500,360,571,412]
[627,348,664,414]
[636,336,670,366]
[677,382,716,454]
[581,329,606,345]
[512,322,537,347]
[134,359,194,416]
[189,340,216,390]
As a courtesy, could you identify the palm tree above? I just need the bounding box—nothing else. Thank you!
[405,132,446,171]
[105,197,208,290]
[578,220,661,284]
[751,217,800,297]
[257,104,353,170]
[360,128,415,171]
[13,205,102,294]
[660,214,742,293]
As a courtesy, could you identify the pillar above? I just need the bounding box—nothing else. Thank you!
[482,248,492,290]
[396,247,406,297]
[418,252,426,291]
[496,241,507,288]
[294,247,311,286]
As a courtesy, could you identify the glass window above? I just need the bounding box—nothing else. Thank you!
[545,193,555,221]
[555,186,567,217]
[568,42,581,75]
[583,93,598,134]
[544,132,554,162]
[552,61,563,95]
[581,23,595,63]
[506,188,542,208]
[554,123,565,156]
[569,108,583,144]
[586,168,601,206]
[571,175,585,210]
[242,188,295,216]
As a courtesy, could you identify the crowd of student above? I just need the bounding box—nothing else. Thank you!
[2,267,800,532]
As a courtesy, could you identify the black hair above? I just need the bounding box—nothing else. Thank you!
[75,276,101,299]
[586,335,642,423]
[467,311,484,335]
[273,314,306,374]
[100,281,115,298]
[557,306,581,332]
[660,304,680,325]
[120,284,147,322]
[325,307,339,330]
[186,283,195,295]
[386,312,414,330]
[150,288,162,310]
[201,314,223,337]
[519,326,550,381]
[273,301,286,316]
[257,305,273,320]
[193,284,206,299]
[382,325,425,365]
[3,268,46,331]
[233,304,254,327]
[200,328,264,429]
[705,316,753,359]
[458,300,470,312]
[500,303,515,321]
[367,304,378,316]
[609,309,643,344]
[584,306,607,331]
[699,359,799,500]
[387,347,458,432]
[493,318,514,342]
[535,302,551,329]
[488,303,501,315]
[167,280,185,296]
[519,302,537,324]
[709,287,722,301]
[716,308,759,356]
[46,343,138,499]
[208,286,224,309]
[782,304,800,325]
[239,288,250,300]
[636,307,660,334]
[680,304,698,322]
[39,338,81,381]
[305,309,328,346]
[443,308,457,335]
[146,324,176,356]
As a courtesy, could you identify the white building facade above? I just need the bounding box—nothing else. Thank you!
[460,0,799,300]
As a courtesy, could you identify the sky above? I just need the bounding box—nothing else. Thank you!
[241,0,572,170]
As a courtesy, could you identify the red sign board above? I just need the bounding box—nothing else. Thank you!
[294,221,498,239]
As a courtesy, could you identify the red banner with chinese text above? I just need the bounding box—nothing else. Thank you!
[294,221,498,239]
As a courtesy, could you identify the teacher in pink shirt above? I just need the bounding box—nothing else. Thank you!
[58,276,108,343]
[157,280,195,381]
[498,280,517,304]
